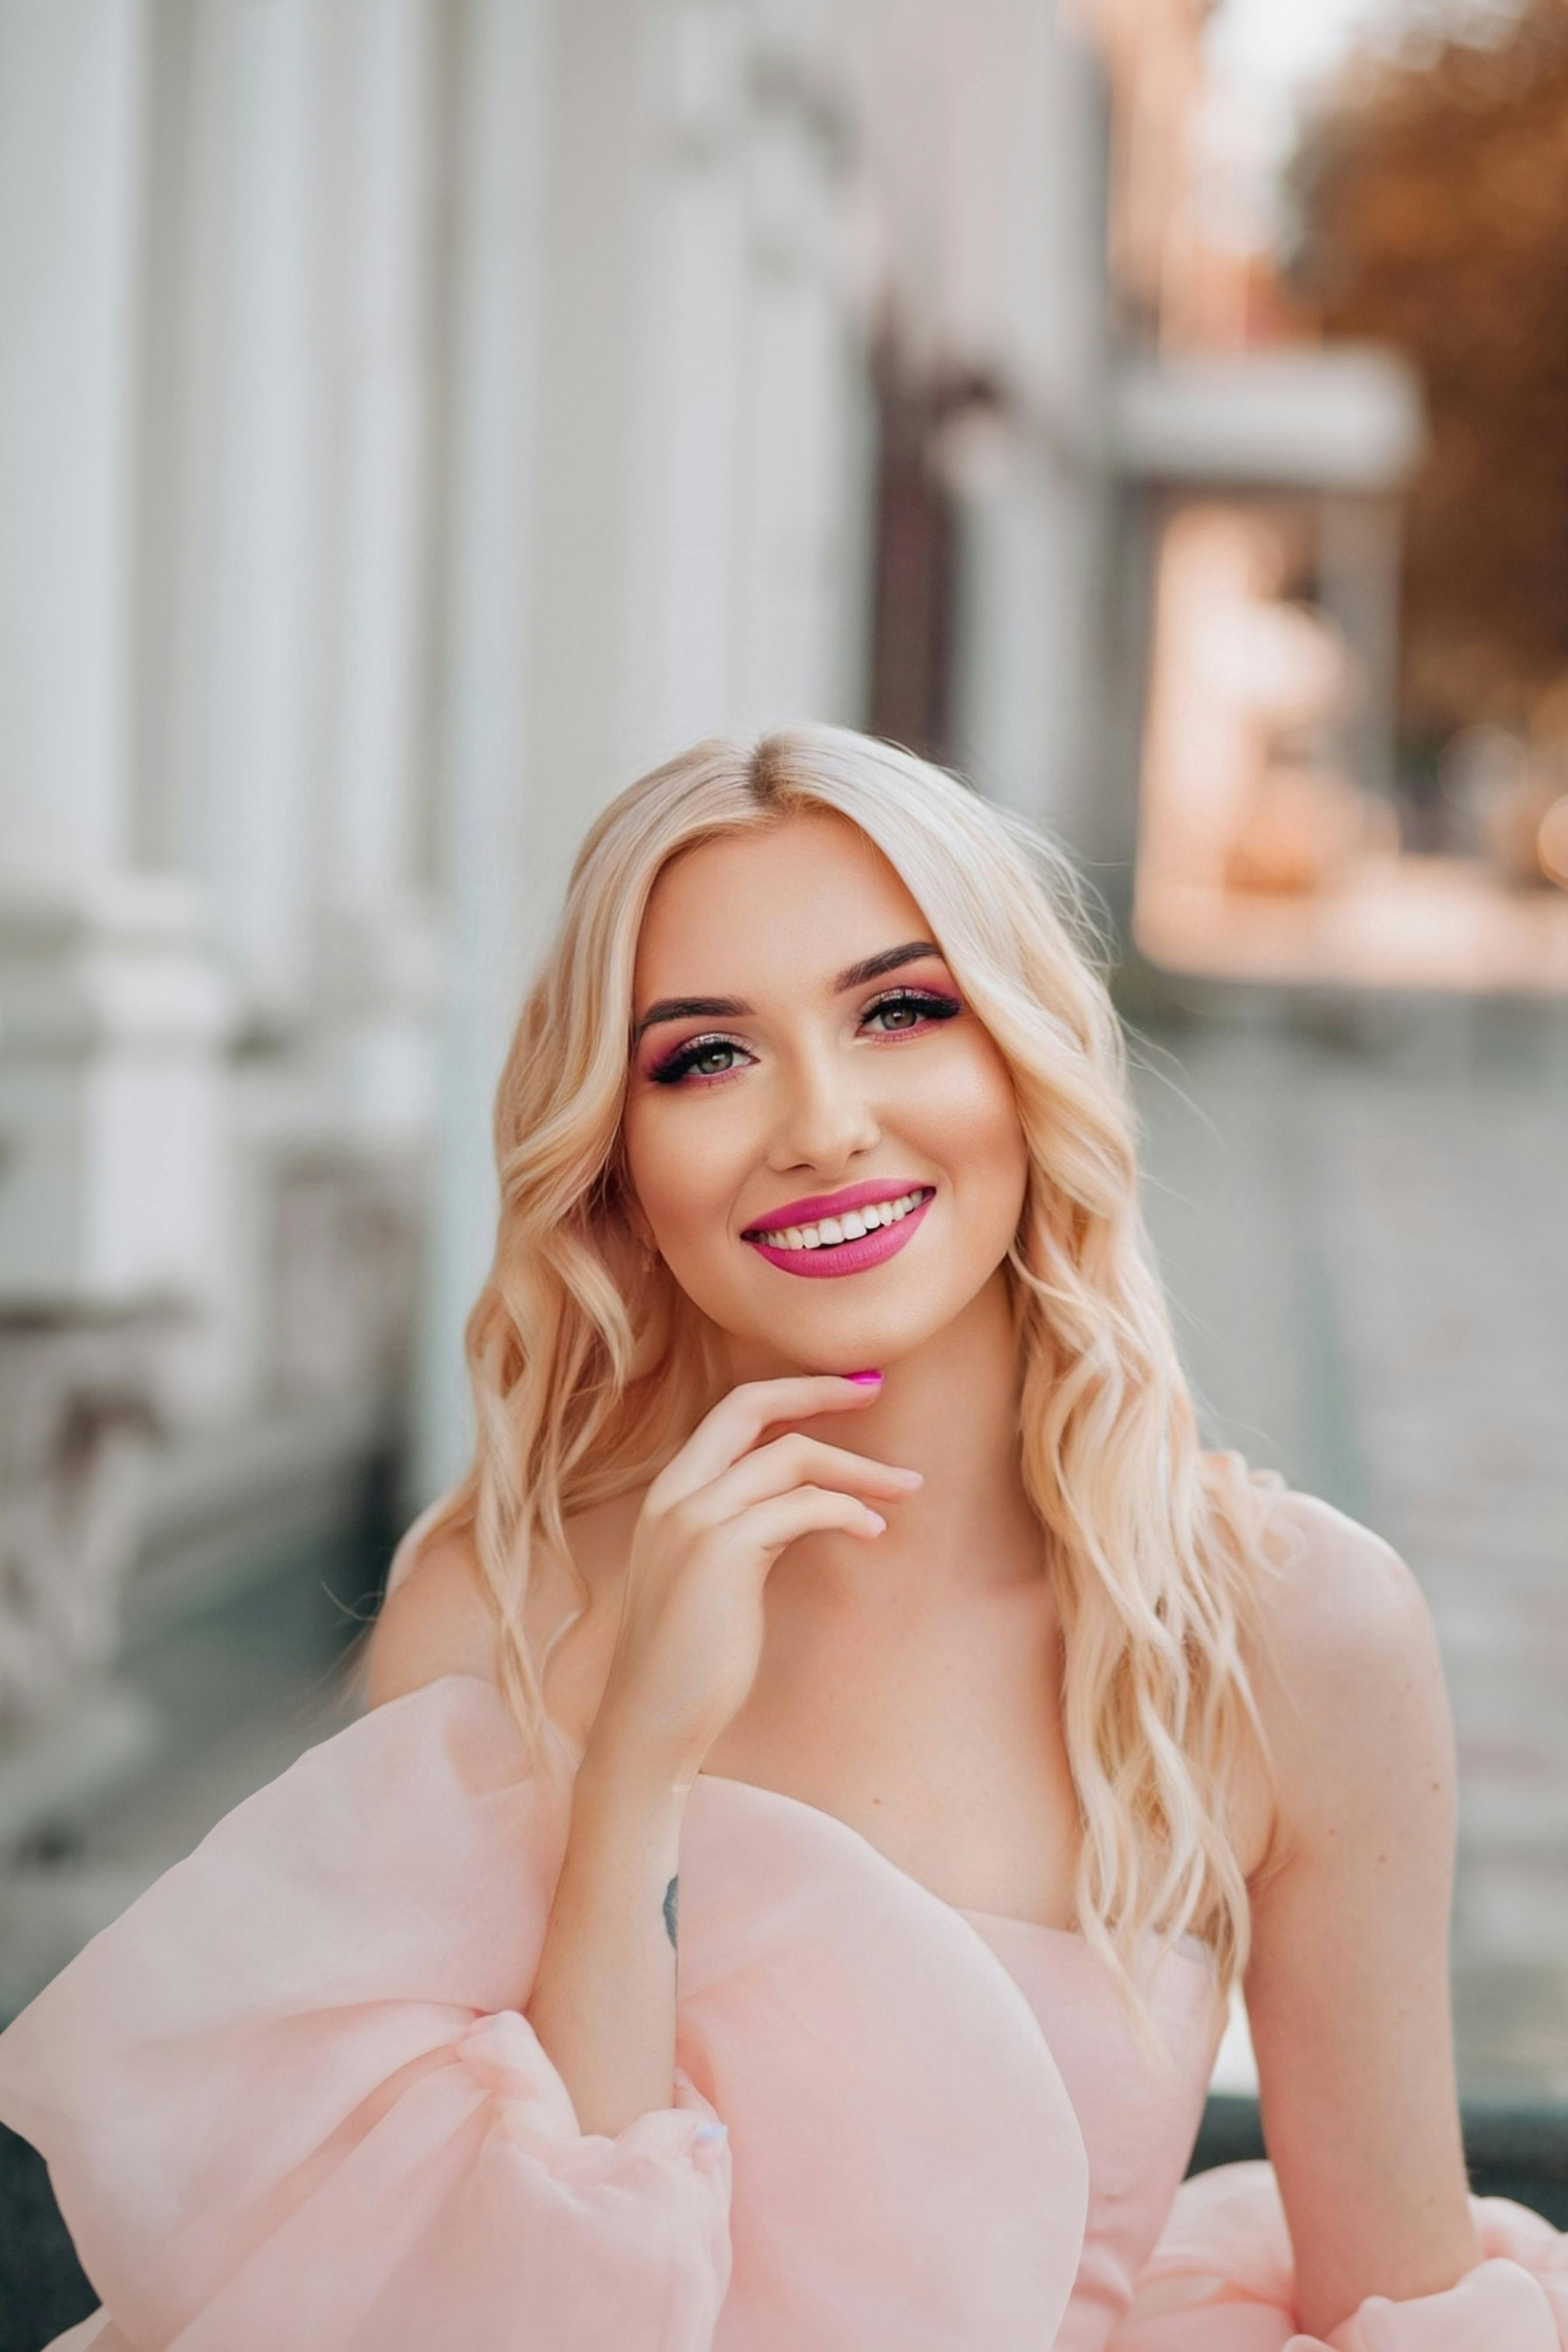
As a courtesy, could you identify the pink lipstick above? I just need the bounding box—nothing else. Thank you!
[741,1181,935,1280]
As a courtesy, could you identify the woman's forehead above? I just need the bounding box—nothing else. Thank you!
[634,817,927,991]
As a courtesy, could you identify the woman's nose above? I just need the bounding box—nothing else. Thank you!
[768,1047,880,1174]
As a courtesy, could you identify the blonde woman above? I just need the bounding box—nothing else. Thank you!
[2,727,1563,2351]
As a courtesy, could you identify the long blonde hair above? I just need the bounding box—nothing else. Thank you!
[402,724,1286,2031]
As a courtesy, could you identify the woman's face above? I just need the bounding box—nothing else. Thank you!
[620,812,1030,1375]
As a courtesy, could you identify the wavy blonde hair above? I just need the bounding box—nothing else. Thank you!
[398,724,1286,2035]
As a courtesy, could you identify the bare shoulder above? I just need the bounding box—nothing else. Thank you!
[1247,1489,1439,1708]
[361,1483,646,1731]
[362,1520,502,1707]
[1244,1488,1453,1854]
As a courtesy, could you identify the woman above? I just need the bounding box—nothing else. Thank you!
[2,726,1563,2351]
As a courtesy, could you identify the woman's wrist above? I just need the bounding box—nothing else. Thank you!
[559,1728,691,1911]
[578,1706,705,1810]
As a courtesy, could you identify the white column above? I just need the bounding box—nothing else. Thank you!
[412,0,553,1504]
[161,0,328,1022]
[0,2,229,1780]
[621,1,864,750]
[321,0,438,918]
[525,0,671,824]
[312,0,443,1142]
[0,1,233,1311]
[0,0,145,879]
[732,14,870,729]
[618,0,752,759]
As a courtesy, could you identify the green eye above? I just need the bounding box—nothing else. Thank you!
[648,1033,754,1086]
[862,988,962,1033]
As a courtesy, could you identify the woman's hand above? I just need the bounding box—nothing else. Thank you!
[587,1374,922,1787]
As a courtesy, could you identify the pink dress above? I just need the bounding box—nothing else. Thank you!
[0,1673,1563,2351]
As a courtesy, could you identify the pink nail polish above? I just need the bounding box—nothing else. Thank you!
[844,1369,883,1384]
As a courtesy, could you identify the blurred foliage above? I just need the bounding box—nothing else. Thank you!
[1290,2,1568,733]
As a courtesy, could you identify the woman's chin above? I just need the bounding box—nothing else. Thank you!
[723,1297,968,1377]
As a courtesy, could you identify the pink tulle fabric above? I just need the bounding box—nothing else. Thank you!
[0,1674,1562,2351]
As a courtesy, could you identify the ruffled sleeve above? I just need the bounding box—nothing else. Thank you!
[0,1676,733,2352]
[1114,2157,1568,2349]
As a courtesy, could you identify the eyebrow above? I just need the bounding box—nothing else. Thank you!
[631,939,945,1046]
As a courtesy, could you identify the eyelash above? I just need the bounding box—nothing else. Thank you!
[646,987,963,1087]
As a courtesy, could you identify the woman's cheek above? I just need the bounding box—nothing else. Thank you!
[622,1116,688,1256]
[632,1113,747,1270]
[920,1046,1028,1186]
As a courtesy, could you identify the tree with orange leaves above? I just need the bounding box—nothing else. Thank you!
[1292,2,1568,734]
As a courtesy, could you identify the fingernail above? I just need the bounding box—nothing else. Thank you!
[865,1510,887,1532]
[844,1368,883,1384]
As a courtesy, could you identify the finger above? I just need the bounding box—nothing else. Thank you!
[650,1375,883,1507]
[692,1434,921,1524]
[729,1485,889,1559]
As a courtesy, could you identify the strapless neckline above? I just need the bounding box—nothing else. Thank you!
[696,1773,1217,1973]
[699,1773,1089,1944]
[545,1716,1216,1970]
[676,1746,1227,2352]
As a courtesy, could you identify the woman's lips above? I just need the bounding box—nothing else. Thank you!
[741,1175,930,1232]
[743,1191,934,1279]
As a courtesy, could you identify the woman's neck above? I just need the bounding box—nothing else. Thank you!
[723,1268,1046,1610]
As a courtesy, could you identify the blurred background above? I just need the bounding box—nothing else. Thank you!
[2,0,1567,2326]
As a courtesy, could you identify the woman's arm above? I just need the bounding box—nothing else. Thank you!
[0,1668,736,2352]
[1242,1493,1482,2341]
[366,1525,692,2140]
[365,1375,918,2143]
[527,1736,690,2138]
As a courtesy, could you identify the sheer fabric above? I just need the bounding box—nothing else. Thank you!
[1,1675,1562,2350]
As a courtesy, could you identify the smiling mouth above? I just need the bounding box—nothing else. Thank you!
[742,1186,935,1253]
[738,1185,937,1280]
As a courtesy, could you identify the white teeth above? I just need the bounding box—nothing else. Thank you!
[754,1189,930,1251]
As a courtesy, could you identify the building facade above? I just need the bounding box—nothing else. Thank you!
[0,0,1119,1841]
